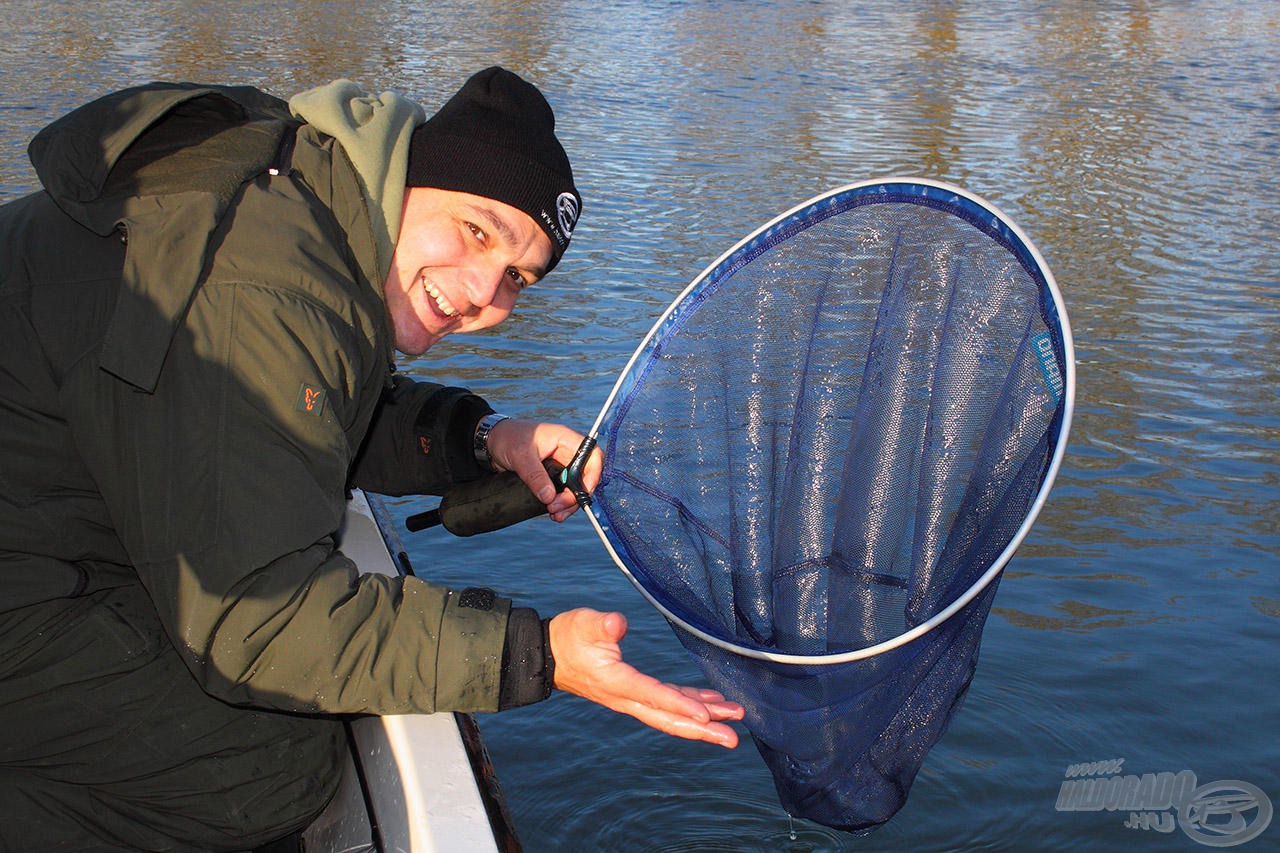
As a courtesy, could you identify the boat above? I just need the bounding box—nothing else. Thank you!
[300,489,521,852]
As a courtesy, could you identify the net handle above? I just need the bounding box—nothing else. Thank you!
[582,177,1076,665]
[564,436,597,508]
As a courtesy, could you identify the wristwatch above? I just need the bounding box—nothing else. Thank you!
[473,413,510,470]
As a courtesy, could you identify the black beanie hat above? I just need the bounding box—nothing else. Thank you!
[406,67,581,272]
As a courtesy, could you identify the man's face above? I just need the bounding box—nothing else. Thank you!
[384,187,554,355]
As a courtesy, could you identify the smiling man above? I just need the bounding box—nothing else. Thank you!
[0,68,740,849]
[388,188,549,353]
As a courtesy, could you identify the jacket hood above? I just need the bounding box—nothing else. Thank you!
[289,81,424,274]
[25,83,300,393]
[28,82,298,236]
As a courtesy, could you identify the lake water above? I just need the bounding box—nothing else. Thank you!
[2,1,1277,850]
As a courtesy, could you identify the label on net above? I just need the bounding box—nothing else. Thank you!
[1031,332,1064,404]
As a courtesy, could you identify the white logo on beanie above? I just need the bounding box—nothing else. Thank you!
[556,192,580,238]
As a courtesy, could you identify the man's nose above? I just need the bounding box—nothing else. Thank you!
[462,261,507,310]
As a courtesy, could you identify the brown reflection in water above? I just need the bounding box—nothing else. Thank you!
[908,2,959,181]
[666,4,832,176]
[1204,566,1261,580]
[1248,597,1280,619]
[1003,570,1148,585]
[1013,4,1171,562]
[1017,2,1161,260]
[0,0,568,103]
[993,599,1189,632]
[653,4,836,258]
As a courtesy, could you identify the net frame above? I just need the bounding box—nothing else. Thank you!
[582,177,1075,665]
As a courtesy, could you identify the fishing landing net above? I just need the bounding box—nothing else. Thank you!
[580,180,1074,832]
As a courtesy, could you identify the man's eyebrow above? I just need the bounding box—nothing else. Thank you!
[477,206,519,249]
[476,205,548,280]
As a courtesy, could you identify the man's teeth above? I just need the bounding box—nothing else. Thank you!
[422,278,459,317]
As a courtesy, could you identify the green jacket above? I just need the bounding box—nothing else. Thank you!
[0,83,544,714]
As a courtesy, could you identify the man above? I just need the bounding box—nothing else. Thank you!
[0,68,742,848]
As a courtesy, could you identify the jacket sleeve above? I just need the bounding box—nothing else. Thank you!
[347,373,495,496]
[63,279,542,714]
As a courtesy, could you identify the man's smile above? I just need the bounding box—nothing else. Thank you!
[421,274,460,318]
[384,188,553,356]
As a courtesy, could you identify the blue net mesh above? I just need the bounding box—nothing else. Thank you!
[589,183,1069,832]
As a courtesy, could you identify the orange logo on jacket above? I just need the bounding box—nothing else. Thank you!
[294,383,326,417]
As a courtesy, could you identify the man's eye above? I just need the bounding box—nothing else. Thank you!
[466,222,485,241]
[507,268,527,289]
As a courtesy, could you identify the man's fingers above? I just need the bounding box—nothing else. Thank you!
[488,419,570,507]
[674,686,728,703]
[556,439,603,492]
[643,682,743,725]
[597,611,628,644]
[547,435,603,516]
[516,460,557,505]
[546,491,578,517]
[548,608,739,748]
[642,686,713,725]
[489,422,605,520]
[610,680,721,727]
[582,444,604,492]
[622,704,740,748]
[674,686,745,720]
[593,683,742,747]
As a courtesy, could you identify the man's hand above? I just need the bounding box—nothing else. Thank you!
[486,419,602,522]
[549,608,744,748]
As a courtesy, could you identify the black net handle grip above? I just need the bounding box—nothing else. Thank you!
[564,435,596,509]
[405,460,566,537]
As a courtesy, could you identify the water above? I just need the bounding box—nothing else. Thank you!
[3,1,1277,850]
